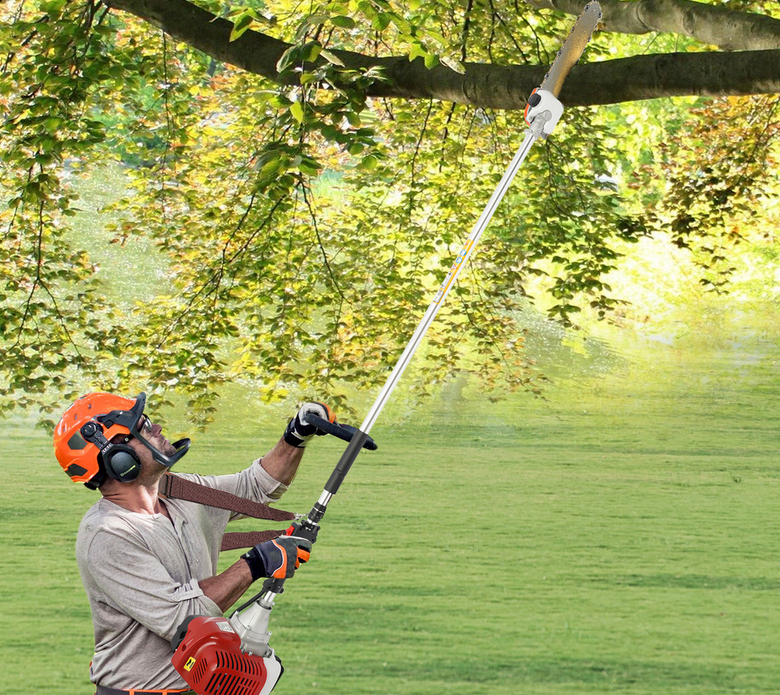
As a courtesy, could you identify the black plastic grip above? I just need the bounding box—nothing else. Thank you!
[306,414,377,450]
[262,576,286,595]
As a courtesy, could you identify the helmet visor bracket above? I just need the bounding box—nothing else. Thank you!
[97,392,190,468]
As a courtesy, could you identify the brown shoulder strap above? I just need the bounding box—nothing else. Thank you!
[159,472,296,523]
[159,473,295,552]
[220,530,286,552]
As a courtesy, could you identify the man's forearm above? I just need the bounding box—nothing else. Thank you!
[260,437,305,486]
[200,559,254,612]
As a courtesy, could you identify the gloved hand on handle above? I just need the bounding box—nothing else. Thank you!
[242,536,312,581]
[283,401,336,448]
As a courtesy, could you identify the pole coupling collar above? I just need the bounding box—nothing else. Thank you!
[524,88,564,136]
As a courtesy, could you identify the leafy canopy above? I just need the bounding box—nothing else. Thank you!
[1,0,779,427]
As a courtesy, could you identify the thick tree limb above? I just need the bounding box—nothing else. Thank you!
[104,0,780,108]
[383,49,780,107]
[524,0,780,50]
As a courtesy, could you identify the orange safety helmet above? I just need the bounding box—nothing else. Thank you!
[53,392,190,489]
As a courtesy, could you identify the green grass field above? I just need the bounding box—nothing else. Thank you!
[2,302,780,694]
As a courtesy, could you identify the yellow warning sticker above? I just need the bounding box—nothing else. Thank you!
[433,239,473,305]
[184,657,197,672]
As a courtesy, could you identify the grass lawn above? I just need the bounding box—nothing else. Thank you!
[2,305,779,694]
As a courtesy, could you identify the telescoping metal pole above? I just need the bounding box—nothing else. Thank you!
[258,1,603,604]
[311,0,603,517]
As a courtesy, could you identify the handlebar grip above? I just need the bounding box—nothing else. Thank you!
[305,414,378,451]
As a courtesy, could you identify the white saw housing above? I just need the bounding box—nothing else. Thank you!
[524,89,564,135]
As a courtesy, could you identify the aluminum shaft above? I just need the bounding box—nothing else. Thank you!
[359,118,545,435]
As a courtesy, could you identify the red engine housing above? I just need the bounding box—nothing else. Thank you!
[172,616,282,695]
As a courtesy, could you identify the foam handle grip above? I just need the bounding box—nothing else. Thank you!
[306,414,378,451]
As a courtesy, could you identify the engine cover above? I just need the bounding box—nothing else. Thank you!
[172,615,283,695]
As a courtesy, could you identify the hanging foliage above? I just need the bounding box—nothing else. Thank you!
[2,0,779,426]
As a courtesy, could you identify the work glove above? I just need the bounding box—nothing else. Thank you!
[283,401,336,448]
[242,536,312,581]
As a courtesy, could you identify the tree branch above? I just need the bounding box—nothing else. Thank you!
[523,0,780,51]
[103,0,780,108]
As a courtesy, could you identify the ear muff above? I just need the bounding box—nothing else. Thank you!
[79,421,142,484]
[104,446,142,483]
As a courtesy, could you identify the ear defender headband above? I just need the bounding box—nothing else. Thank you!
[79,392,191,484]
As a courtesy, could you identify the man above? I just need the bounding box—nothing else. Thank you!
[54,391,331,695]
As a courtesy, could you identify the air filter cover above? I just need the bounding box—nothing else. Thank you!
[172,616,283,695]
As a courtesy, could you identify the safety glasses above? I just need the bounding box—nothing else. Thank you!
[138,414,154,435]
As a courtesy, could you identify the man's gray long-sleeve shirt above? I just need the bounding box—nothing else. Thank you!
[75,459,287,691]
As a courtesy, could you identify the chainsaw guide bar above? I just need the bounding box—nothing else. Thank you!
[540,2,602,98]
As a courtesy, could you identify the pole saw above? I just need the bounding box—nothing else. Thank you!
[170,3,602,693]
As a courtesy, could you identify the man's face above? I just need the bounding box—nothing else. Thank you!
[138,414,178,457]
[126,415,177,473]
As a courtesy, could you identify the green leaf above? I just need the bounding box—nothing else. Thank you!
[330,15,356,29]
[441,56,466,74]
[425,30,447,46]
[408,43,426,62]
[290,101,304,124]
[371,13,392,31]
[276,46,297,73]
[302,41,322,63]
[260,157,283,177]
[319,49,345,67]
[424,52,439,69]
[229,13,254,42]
